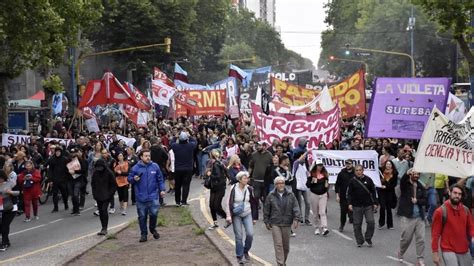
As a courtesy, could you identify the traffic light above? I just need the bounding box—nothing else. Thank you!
[164,37,171,53]
[345,43,350,55]
[329,56,335,61]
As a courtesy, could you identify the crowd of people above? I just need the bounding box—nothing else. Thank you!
[0,114,473,266]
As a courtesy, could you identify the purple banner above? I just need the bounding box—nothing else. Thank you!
[366,77,450,140]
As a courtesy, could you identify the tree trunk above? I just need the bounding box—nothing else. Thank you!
[0,74,9,133]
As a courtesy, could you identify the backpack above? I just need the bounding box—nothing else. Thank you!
[440,203,470,234]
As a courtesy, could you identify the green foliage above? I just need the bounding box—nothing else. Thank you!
[42,74,65,94]
[178,206,194,226]
[157,213,168,227]
[319,0,457,78]
[193,227,205,235]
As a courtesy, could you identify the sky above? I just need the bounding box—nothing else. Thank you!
[275,0,328,69]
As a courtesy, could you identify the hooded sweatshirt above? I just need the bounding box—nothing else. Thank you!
[91,159,117,202]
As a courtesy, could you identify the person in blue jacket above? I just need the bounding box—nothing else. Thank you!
[128,149,166,243]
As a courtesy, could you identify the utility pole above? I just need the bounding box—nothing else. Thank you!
[408,6,416,76]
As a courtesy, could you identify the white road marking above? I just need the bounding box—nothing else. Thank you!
[10,224,47,236]
[83,206,95,212]
[48,219,63,224]
[386,256,414,266]
[331,229,353,241]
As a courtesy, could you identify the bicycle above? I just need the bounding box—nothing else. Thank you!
[39,176,53,205]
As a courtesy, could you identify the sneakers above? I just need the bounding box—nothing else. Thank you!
[121,210,127,216]
[0,244,7,252]
[305,220,313,226]
[322,228,329,236]
[97,229,107,236]
[34,216,39,220]
[237,257,245,265]
[290,230,296,237]
[397,251,403,262]
[314,228,320,235]
[366,239,373,247]
[139,235,147,242]
[416,259,425,266]
[152,231,160,240]
[338,226,344,232]
[208,223,218,230]
[71,212,81,216]
[108,208,116,214]
[377,225,384,230]
[51,208,58,213]
[244,252,250,261]
[24,217,31,222]
[93,210,99,216]
[357,243,362,248]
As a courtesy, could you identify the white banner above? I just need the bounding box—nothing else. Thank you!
[310,150,381,187]
[414,106,474,178]
[1,133,75,147]
[85,118,100,133]
[103,134,136,148]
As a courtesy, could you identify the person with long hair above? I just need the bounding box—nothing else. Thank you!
[0,170,19,251]
[225,138,240,160]
[227,154,246,185]
[17,161,41,222]
[306,159,330,236]
[206,149,227,230]
[113,153,130,215]
[225,171,258,264]
[377,160,398,230]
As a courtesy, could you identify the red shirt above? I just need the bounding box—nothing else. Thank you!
[431,200,474,253]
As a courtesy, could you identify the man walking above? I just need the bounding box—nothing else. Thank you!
[128,150,166,242]
[397,169,427,265]
[347,165,378,247]
[335,159,354,232]
[249,141,273,204]
[170,131,197,206]
[431,184,474,266]
[264,176,301,266]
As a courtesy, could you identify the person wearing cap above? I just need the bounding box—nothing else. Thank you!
[170,131,197,206]
[306,159,330,236]
[347,165,378,247]
[225,171,258,264]
[264,176,301,266]
[249,141,273,205]
[17,161,41,222]
[335,159,355,232]
[206,149,228,230]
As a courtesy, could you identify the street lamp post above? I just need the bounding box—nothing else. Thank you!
[345,46,415,77]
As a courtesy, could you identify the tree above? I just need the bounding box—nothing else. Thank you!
[0,0,102,132]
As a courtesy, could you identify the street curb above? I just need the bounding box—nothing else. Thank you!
[62,218,134,265]
[189,198,236,265]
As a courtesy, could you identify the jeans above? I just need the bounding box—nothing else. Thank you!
[352,206,375,245]
[136,199,160,236]
[0,211,15,245]
[174,170,193,205]
[426,187,437,223]
[197,152,209,177]
[79,179,87,208]
[232,214,254,258]
[295,190,311,222]
[67,180,82,213]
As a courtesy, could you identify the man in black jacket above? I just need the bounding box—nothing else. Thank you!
[335,159,354,232]
[396,169,426,265]
[347,165,378,247]
[150,137,168,206]
[46,147,70,212]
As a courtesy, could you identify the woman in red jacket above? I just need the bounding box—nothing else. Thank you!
[17,161,41,222]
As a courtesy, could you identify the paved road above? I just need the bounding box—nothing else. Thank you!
[212,187,438,266]
[0,179,205,264]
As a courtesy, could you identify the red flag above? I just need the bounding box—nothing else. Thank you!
[121,105,148,127]
[153,67,175,86]
[124,82,152,111]
[81,107,96,119]
[174,63,189,83]
[78,72,140,108]
[174,91,199,113]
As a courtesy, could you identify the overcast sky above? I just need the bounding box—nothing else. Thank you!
[276,0,327,69]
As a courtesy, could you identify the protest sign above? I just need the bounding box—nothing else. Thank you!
[176,89,226,116]
[271,77,320,106]
[85,118,100,133]
[328,69,366,119]
[366,77,450,139]
[413,106,474,177]
[1,133,75,147]
[251,103,340,149]
[103,134,136,148]
[310,150,381,187]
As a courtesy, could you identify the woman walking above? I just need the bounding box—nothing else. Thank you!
[225,171,258,264]
[306,159,330,236]
[377,160,398,230]
[0,170,19,251]
[91,159,117,235]
[17,161,41,222]
[227,155,246,185]
[206,149,227,230]
[113,153,130,215]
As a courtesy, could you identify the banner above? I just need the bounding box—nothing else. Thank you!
[176,89,226,116]
[413,107,474,178]
[310,150,381,187]
[52,93,63,115]
[103,134,136,148]
[85,118,100,133]
[366,77,450,139]
[251,103,340,150]
[122,105,149,127]
[214,77,239,119]
[271,77,319,105]
[151,79,176,107]
[2,133,75,147]
[445,92,466,123]
[271,86,334,115]
[328,69,366,119]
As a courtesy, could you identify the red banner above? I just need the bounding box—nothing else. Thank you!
[251,103,340,149]
[176,90,226,116]
[328,69,366,118]
[271,77,320,105]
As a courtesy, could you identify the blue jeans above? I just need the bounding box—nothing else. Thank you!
[136,199,160,236]
[199,153,209,177]
[426,187,437,223]
[232,214,254,258]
